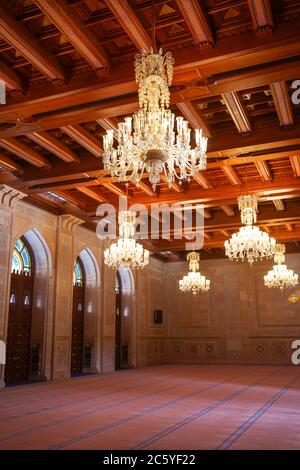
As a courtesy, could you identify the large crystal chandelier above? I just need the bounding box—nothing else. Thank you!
[264,244,298,289]
[103,47,208,191]
[225,194,276,265]
[104,211,149,269]
[179,252,210,295]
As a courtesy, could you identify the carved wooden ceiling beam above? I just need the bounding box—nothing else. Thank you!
[96,118,119,134]
[247,0,273,34]
[269,81,294,128]
[290,155,300,177]
[100,182,128,198]
[104,0,152,53]
[176,101,211,138]
[155,227,300,251]
[222,166,242,186]
[0,152,23,174]
[33,0,109,71]
[0,3,65,83]
[2,37,300,126]
[135,181,157,198]
[221,92,252,135]
[0,58,23,91]
[61,125,103,158]
[0,137,50,168]
[175,0,214,47]
[26,131,79,163]
[286,223,295,232]
[160,174,183,193]
[273,199,285,211]
[76,186,107,203]
[255,160,272,182]
[134,176,300,207]
[220,205,235,217]
[193,172,212,190]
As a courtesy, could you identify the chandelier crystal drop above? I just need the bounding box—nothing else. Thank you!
[179,252,210,295]
[225,194,276,265]
[103,48,208,191]
[104,211,150,270]
[264,244,298,289]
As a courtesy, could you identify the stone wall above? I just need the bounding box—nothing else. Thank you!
[164,257,300,365]
[1,186,299,387]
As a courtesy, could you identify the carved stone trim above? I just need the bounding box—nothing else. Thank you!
[0,185,27,210]
[59,214,84,233]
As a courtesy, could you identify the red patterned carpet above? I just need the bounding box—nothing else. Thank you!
[0,365,299,450]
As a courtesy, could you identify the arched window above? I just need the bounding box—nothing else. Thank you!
[11,239,31,275]
[73,259,84,286]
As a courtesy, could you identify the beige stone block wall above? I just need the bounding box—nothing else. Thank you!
[164,256,300,365]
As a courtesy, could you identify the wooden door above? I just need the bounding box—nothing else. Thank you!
[71,285,85,375]
[115,281,121,370]
[5,274,33,384]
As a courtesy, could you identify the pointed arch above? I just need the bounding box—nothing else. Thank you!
[6,228,53,384]
[71,247,101,375]
[115,266,136,369]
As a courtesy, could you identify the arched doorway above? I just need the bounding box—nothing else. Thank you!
[71,249,100,376]
[71,258,85,376]
[115,272,122,370]
[115,267,135,370]
[6,238,34,384]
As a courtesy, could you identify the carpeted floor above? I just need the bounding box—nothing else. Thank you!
[0,364,299,450]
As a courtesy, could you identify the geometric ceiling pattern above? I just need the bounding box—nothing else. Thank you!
[1,0,300,261]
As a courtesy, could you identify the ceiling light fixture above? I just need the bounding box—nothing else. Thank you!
[104,211,150,269]
[264,244,298,289]
[225,194,276,264]
[103,3,208,191]
[179,251,210,295]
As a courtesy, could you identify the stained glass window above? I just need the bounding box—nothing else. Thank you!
[11,239,31,275]
[73,259,84,286]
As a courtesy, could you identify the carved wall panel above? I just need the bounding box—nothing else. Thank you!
[164,256,300,365]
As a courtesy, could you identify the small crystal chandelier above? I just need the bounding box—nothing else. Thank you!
[104,211,149,269]
[179,252,210,295]
[225,194,276,265]
[103,10,208,191]
[264,244,298,289]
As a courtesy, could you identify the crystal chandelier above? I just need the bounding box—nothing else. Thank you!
[179,252,210,295]
[103,47,208,191]
[224,194,276,264]
[264,244,298,289]
[104,211,150,269]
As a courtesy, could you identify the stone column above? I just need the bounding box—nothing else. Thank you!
[52,214,84,380]
[0,185,27,387]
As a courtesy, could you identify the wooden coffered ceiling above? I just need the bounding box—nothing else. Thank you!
[0,0,300,261]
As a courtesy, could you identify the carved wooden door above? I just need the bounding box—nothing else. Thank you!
[71,285,85,375]
[115,284,121,370]
[5,273,33,384]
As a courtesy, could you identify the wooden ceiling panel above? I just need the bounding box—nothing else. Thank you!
[0,0,299,258]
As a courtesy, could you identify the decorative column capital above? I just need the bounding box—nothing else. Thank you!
[59,214,85,233]
[0,185,27,210]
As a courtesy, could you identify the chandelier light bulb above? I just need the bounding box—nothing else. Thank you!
[103,49,208,191]
[104,211,150,270]
[179,252,210,295]
[264,244,299,289]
